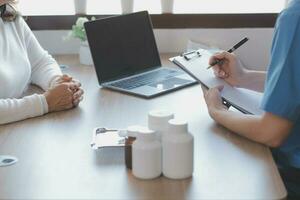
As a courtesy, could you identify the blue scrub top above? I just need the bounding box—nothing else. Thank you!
[261,0,300,169]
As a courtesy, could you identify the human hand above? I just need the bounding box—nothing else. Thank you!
[51,74,81,91]
[209,52,248,87]
[44,83,83,112]
[51,74,84,106]
[201,85,228,119]
[72,86,84,107]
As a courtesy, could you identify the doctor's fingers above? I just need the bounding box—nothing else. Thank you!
[212,65,228,78]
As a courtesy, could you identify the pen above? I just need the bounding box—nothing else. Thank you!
[207,37,249,69]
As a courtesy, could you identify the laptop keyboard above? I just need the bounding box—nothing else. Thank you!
[109,69,183,90]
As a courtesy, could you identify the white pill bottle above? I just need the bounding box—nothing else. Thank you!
[148,110,174,141]
[162,119,194,179]
[132,129,162,179]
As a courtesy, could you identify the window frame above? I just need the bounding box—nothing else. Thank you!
[25,13,278,30]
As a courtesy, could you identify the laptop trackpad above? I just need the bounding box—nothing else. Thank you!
[149,77,192,90]
[130,77,193,96]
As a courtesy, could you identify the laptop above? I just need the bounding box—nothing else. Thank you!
[84,11,197,98]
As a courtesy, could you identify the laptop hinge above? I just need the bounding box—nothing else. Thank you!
[101,66,161,85]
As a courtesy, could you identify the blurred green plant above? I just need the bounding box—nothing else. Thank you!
[65,17,96,42]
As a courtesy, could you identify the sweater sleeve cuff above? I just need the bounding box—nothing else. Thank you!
[41,64,63,91]
[39,94,49,114]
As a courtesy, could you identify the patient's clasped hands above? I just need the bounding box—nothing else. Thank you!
[44,74,84,112]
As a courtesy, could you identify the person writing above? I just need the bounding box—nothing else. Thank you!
[202,1,300,198]
[0,0,84,124]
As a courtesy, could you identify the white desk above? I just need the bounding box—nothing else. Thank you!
[0,54,286,199]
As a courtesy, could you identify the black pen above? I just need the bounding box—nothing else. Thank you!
[207,37,249,69]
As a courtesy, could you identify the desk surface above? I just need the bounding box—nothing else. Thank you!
[0,54,286,200]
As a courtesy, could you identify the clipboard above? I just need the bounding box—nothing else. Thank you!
[170,49,264,115]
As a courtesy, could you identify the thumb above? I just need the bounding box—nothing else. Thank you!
[213,52,226,60]
[217,85,224,92]
[62,74,72,81]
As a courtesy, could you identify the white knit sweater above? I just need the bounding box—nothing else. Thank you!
[0,17,62,124]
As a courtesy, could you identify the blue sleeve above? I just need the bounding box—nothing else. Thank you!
[261,10,300,122]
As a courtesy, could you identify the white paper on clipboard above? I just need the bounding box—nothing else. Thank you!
[171,49,264,115]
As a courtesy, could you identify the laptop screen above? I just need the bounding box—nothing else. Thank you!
[85,11,162,84]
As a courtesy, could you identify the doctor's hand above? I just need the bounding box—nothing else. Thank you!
[44,83,83,113]
[209,52,248,87]
[201,85,228,120]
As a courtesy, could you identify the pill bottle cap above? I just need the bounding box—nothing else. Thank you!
[168,119,188,134]
[137,128,156,142]
[127,125,145,137]
[148,110,174,128]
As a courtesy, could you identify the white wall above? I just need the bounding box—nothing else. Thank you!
[33,28,274,70]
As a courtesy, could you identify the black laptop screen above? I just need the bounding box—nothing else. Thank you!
[85,11,162,84]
